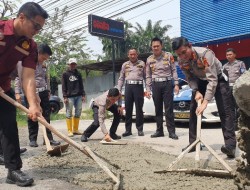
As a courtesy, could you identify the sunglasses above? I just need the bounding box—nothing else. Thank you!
[27,17,43,31]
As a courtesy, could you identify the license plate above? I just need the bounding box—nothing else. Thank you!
[174,112,190,119]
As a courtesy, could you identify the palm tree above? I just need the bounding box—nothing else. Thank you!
[133,20,172,53]
[99,19,173,60]
[100,19,134,60]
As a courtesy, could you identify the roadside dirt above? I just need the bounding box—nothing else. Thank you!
[0,126,240,190]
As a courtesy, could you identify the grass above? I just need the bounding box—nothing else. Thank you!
[16,108,94,127]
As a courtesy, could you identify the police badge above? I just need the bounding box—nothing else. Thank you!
[22,41,30,49]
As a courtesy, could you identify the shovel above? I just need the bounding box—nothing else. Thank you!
[41,125,69,156]
[0,88,121,189]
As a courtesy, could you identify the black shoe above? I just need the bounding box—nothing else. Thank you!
[110,133,121,140]
[221,145,235,158]
[122,131,132,137]
[182,144,203,153]
[20,148,27,154]
[49,140,61,146]
[138,131,144,136]
[151,132,164,138]
[6,170,34,187]
[0,155,4,165]
[29,141,38,147]
[81,134,88,142]
[169,133,178,140]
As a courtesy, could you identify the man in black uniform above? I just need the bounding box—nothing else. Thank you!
[145,37,179,140]
[0,2,48,186]
[117,48,145,137]
[172,37,236,157]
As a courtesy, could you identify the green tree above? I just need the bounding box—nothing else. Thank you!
[99,18,134,60]
[99,19,173,60]
[133,19,172,53]
[34,6,91,83]
[0,0,21,19]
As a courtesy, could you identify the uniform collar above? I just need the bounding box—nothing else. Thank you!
[228,59,237,65]
[129,59,139,65]
[190,47,199,61]
[152,51,167,60]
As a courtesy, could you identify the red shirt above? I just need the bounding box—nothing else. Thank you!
[0,19,37,92]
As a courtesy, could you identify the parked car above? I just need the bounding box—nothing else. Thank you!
[21,94,64,114]
[173,84,220,123]
[121,82,220,123]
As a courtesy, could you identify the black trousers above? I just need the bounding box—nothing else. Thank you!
[152,80,175,134]
[189,78,236,148]
[0,89,22,170]
[25,90,53,141]
[229,86,239,130]
[124,83,144,132]
[84,104,121,138]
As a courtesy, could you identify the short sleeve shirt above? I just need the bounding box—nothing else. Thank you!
[0,19,38,92]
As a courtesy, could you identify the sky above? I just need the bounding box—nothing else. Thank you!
[87,0,181,56]
[16,0,181,57]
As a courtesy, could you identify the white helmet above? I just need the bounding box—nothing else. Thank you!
[67,58,77,65]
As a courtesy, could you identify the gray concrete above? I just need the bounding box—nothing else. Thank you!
[0,119,240,189]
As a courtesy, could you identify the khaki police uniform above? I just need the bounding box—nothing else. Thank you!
[223,59,246,130]
[178,47,236,149]
[146,52,178,136]
[15,62,56,143]
[117,60,145,133]
[83,90,121,138]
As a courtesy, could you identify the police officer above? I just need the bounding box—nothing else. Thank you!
[81,88,122,142]
[172,37,236,158]
[223,48,246,131]
[0,2,48,186]
[117,48,145,137]
[145,37,179,140]
[15,44,60,147]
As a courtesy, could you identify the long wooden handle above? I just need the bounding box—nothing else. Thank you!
[0,89,120,186]
[41,125,53,152]
[0,90,90,156]
[195,99,202,168]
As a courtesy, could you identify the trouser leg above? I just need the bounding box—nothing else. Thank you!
[230,87,239,130]
[74,96,83,118]
[134,84,144,132]
[152,82,164,133]
[188,80,207,144]
[28,119,39,142]
[108,104,121,134]
[163,81,175,134]
[125,84,134,132]
[40,90,54,140]
[215,81,236,148]
[84,106,99,138]
[0,90,22,170]
[24,96,39,141]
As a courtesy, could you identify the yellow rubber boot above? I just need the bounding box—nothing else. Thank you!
[73,117,81,135]
[66,118,73,137]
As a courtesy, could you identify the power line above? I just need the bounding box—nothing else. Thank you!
[63,0,156,35]
[127,0,176,22]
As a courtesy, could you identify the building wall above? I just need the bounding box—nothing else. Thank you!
[181,0,250,44]
[58,72,119,110]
